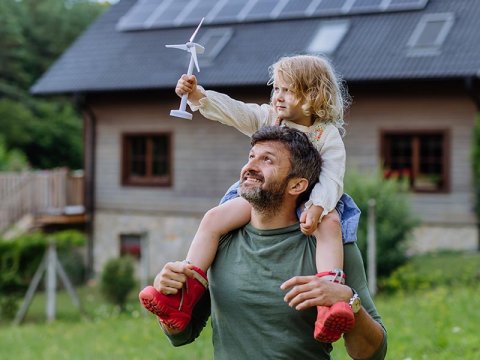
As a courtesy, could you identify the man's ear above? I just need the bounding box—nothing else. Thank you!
[288,178,309,196]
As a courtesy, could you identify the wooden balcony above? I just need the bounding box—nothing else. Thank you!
[0,168,86,235]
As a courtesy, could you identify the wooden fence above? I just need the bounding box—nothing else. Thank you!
[0,168,84,234]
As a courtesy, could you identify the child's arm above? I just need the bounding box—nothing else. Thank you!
[301,125,345,235]
[175,74,275,136]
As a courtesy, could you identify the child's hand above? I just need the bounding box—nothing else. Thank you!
[175,74,205,105]
[299,204,324,235]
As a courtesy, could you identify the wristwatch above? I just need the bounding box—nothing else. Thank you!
[348,288,361,314]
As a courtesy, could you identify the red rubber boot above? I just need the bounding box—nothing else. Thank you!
[313,269,355,343]
[139,266,208,331]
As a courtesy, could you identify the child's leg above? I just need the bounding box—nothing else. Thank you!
[314,210,343,273]
[139,196,252,329]
[313,210,355,343]
[186,196,252,272]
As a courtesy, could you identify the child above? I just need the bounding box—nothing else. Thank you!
[139,54,361,343]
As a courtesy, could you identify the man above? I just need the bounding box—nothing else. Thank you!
[152,126,387,359]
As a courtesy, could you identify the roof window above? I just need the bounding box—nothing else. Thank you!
[307,20,350,55]
[407,12,454,56]
[198,28,234,66]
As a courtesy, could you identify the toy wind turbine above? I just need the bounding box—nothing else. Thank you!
[166,18,205,120]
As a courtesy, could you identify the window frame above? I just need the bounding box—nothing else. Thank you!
[121,132,173,187]
[380,129,450,193]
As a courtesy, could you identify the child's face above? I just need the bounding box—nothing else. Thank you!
[271,73,311,127]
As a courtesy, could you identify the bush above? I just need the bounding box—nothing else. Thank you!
[379,251,480,293]
[0,295,19,321]
[345,170,419,278]
[0,230,86,295]
[100,257,136,311]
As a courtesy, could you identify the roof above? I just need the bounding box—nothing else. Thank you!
[31,0,480,95]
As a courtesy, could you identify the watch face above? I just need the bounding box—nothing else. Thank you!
[350,295,361,313]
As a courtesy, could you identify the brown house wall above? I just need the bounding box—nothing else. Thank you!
[345,91,476,225]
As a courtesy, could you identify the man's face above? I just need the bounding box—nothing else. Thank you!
[238,141,292,213]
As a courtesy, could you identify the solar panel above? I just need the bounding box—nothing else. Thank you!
[278,0,313,18]
[118,0,430,31]
[388,0,428,10]
[350,0,386,13]
[311,0,350,16]
[117,0,161,31]
[243,0,279,21]
[214,0,247,23]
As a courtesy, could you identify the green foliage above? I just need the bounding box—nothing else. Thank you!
[472,113,480,221]
[345,170,419,278]
[0,0,105,169]
[379,251,480,293]
[0,135,29,171]
[0,230,86,295]
[100,257,136,311]
[0,295,19,321]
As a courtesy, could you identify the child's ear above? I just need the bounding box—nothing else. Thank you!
[288,178,309,196]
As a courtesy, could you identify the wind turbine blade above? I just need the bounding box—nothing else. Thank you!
[195,44,205,55]
[165,44,188,51]
[190,47,200,73]
[189,17,205,42]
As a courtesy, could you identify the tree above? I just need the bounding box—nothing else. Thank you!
[0,0,106,169]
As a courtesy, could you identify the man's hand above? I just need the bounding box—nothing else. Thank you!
[153,261,195,295]
[299,204,324,235]
[280,275,351,310]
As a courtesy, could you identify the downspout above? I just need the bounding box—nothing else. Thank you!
[74,93,96,279]
[464,75,480,251]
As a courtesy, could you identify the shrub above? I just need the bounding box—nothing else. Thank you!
[0,230,86,295]
[100,257,136,311]
[0,295,19,321]
[379,251,480,293]
[345,170,419,278]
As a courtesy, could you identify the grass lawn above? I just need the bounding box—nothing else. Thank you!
[1,252,479,359]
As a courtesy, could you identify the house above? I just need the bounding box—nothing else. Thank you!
[31,0,480,276]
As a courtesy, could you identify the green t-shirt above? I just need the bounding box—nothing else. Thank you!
[166,223,387,359]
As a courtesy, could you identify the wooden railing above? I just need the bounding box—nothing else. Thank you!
[0,168,84,233]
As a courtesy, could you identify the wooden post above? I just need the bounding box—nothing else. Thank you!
[14,242,82,325]
[367,199,377,296]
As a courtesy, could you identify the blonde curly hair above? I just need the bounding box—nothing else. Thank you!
[268,54,350,135]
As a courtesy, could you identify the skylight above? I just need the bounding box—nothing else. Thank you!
[307,20,350,55]
[198,28,234,66]
[407,12,454,56]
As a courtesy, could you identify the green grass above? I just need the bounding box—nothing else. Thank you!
[1,251,480,359]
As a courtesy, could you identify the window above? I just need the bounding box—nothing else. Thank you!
[198,28,233,67]
[381,131,449,192]
[307,20,350,55]
[407,13,454,56]
[120,233,142,259]
[122,133,172,186]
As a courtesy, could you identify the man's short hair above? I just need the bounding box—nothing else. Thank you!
[251,126,322,202]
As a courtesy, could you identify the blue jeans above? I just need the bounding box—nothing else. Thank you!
[220,181,360,244]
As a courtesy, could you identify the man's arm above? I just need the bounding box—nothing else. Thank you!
[281,243,387,359]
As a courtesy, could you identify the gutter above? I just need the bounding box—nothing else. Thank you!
[74,93,96,279]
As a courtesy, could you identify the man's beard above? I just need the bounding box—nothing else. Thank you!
[239,176,289,215]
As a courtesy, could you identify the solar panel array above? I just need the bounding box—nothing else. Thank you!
[117,0,429,31]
